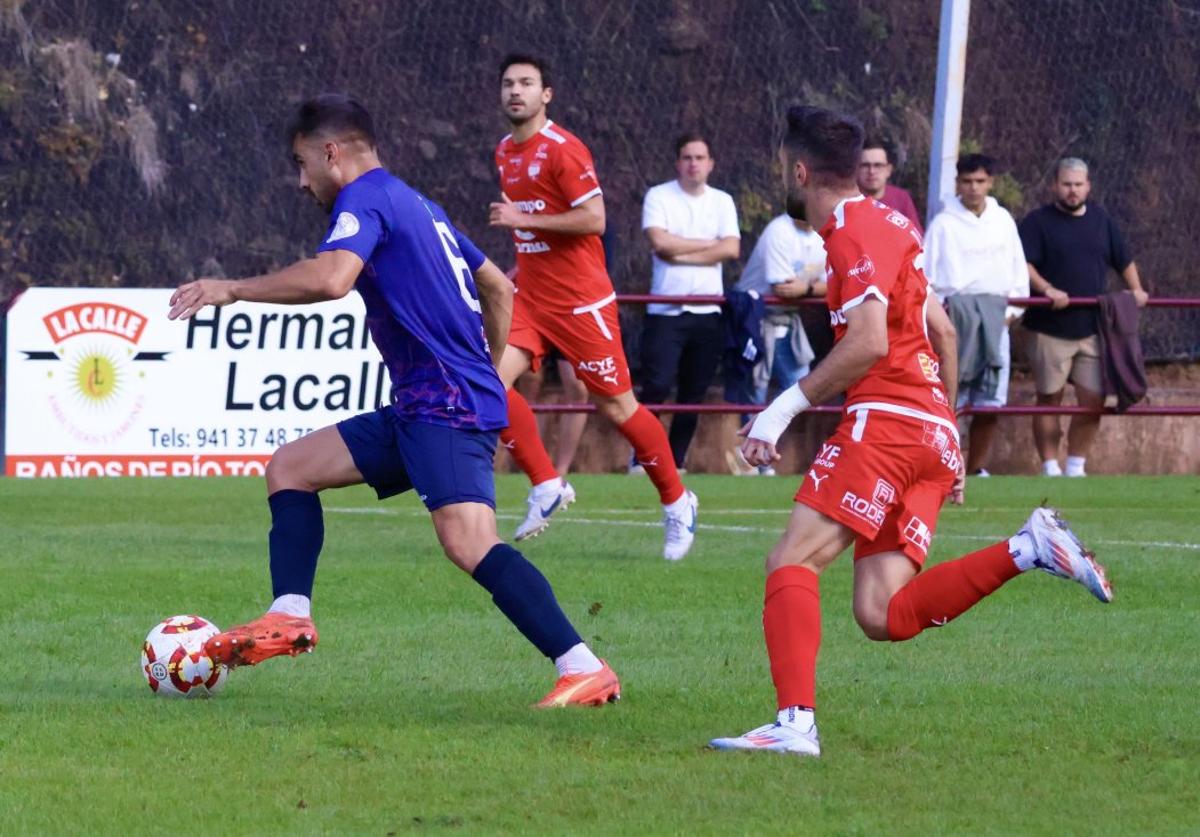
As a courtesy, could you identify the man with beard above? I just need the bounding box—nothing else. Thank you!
[489,53,698,561]
[168,94,621,708]
[1019,158,1147,478]
[708,106,1112,758]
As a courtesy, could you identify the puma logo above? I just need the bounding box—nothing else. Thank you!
[808,470,828,491]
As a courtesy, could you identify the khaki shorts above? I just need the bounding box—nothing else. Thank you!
[1030,332,1101,395]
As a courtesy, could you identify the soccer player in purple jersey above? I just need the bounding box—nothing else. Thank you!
[168,94,620,707]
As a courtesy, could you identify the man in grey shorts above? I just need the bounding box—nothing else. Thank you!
[1018,158,1148,477]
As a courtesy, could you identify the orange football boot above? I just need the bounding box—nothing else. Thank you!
[536,660,621,708]
[204,612,318,668]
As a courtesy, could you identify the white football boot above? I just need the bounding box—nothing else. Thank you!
[1020,507,1113,603]
[662,490,698,562]
[514,480,575,542]
[710,719,821,757]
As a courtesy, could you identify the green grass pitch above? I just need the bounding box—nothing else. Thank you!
[1,474,1197,834]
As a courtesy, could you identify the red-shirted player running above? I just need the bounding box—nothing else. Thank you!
[489,53,698,561]
[709,106,1112,757]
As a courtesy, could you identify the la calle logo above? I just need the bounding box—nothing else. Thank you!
[23,301,167,442]
[41,303,149,404]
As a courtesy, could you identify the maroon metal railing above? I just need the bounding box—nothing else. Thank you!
[526,294,1200,417]
[616,294,1200,308]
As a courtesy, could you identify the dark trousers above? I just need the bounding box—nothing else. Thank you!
[638,312,723,468]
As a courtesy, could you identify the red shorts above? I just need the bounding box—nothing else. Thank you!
[508,291,632,397]
[794,408,961,565]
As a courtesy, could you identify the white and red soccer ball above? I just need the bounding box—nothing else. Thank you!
[141,615,228,698]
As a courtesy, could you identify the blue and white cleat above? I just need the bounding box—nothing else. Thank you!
[709,720,821,757]
[515,480,576,541]
[662,490,698,562]
[1021,507,1113,603]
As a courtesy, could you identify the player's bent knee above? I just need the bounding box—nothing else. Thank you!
[441,539,497,574]
[765,542,829,576]
[431,503,502,573]
[854,607,891,641]
[266,443,311,493]
[595,391,638,424]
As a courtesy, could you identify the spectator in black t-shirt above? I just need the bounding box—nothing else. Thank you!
[1018,157,1148,478]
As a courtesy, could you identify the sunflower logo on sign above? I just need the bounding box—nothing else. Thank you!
[72,348,121,406]
[21,301,168,443]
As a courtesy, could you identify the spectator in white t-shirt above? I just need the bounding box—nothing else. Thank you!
[727,213,826,474]
[638,132,740,470]
[733,213,826,401]
[925,153,1029,476]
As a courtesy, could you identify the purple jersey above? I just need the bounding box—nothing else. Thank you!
[317,168,507,430]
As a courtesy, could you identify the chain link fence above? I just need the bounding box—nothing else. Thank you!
[2,0,1197,359]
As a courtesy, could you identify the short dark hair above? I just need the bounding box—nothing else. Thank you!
[957,153,995,176]
[783,105,864,181]
[287,94,376,147]
[861,133,895,165]
[499,52,553,88]
[674,132,711,158]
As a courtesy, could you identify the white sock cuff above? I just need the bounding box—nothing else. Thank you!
[778,705,815,730]
[663,491,692,513]
[554,642,603,677]
[1008,532,1037,572]
[268,594,311,618]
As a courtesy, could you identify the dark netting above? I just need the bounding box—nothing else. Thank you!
[1,0,1195,358]
[965,0,1200,359]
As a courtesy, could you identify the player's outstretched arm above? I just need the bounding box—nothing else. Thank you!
[489,193,605,237]
[473,257,514,367]
[741,299,888,465]
[168,250,363,320]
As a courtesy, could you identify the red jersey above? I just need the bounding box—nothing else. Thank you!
[495,121,612,311]
[820,196,956,430]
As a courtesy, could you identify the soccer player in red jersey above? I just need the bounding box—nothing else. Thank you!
[489,53,698,561]
[709,106,1113,757]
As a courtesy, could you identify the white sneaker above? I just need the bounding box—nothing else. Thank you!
[1020,507,1113,603]
[662,490,698,562]
[710,721,821,756]
[514,481,576,541]
[758,465,777,476]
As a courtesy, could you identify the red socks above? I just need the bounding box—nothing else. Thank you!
[763,565,821,710]
[886,541,1019,641]
[500,389,559,486]
[760,543,1019,710]
[618,405,684,504]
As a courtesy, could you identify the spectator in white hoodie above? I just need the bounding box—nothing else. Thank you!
[925,154,1029,476]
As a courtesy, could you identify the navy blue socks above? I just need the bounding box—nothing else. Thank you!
[268,489,324,599]
[472,543,582,660]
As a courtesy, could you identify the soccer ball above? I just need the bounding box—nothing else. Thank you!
[141,615,228,698]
